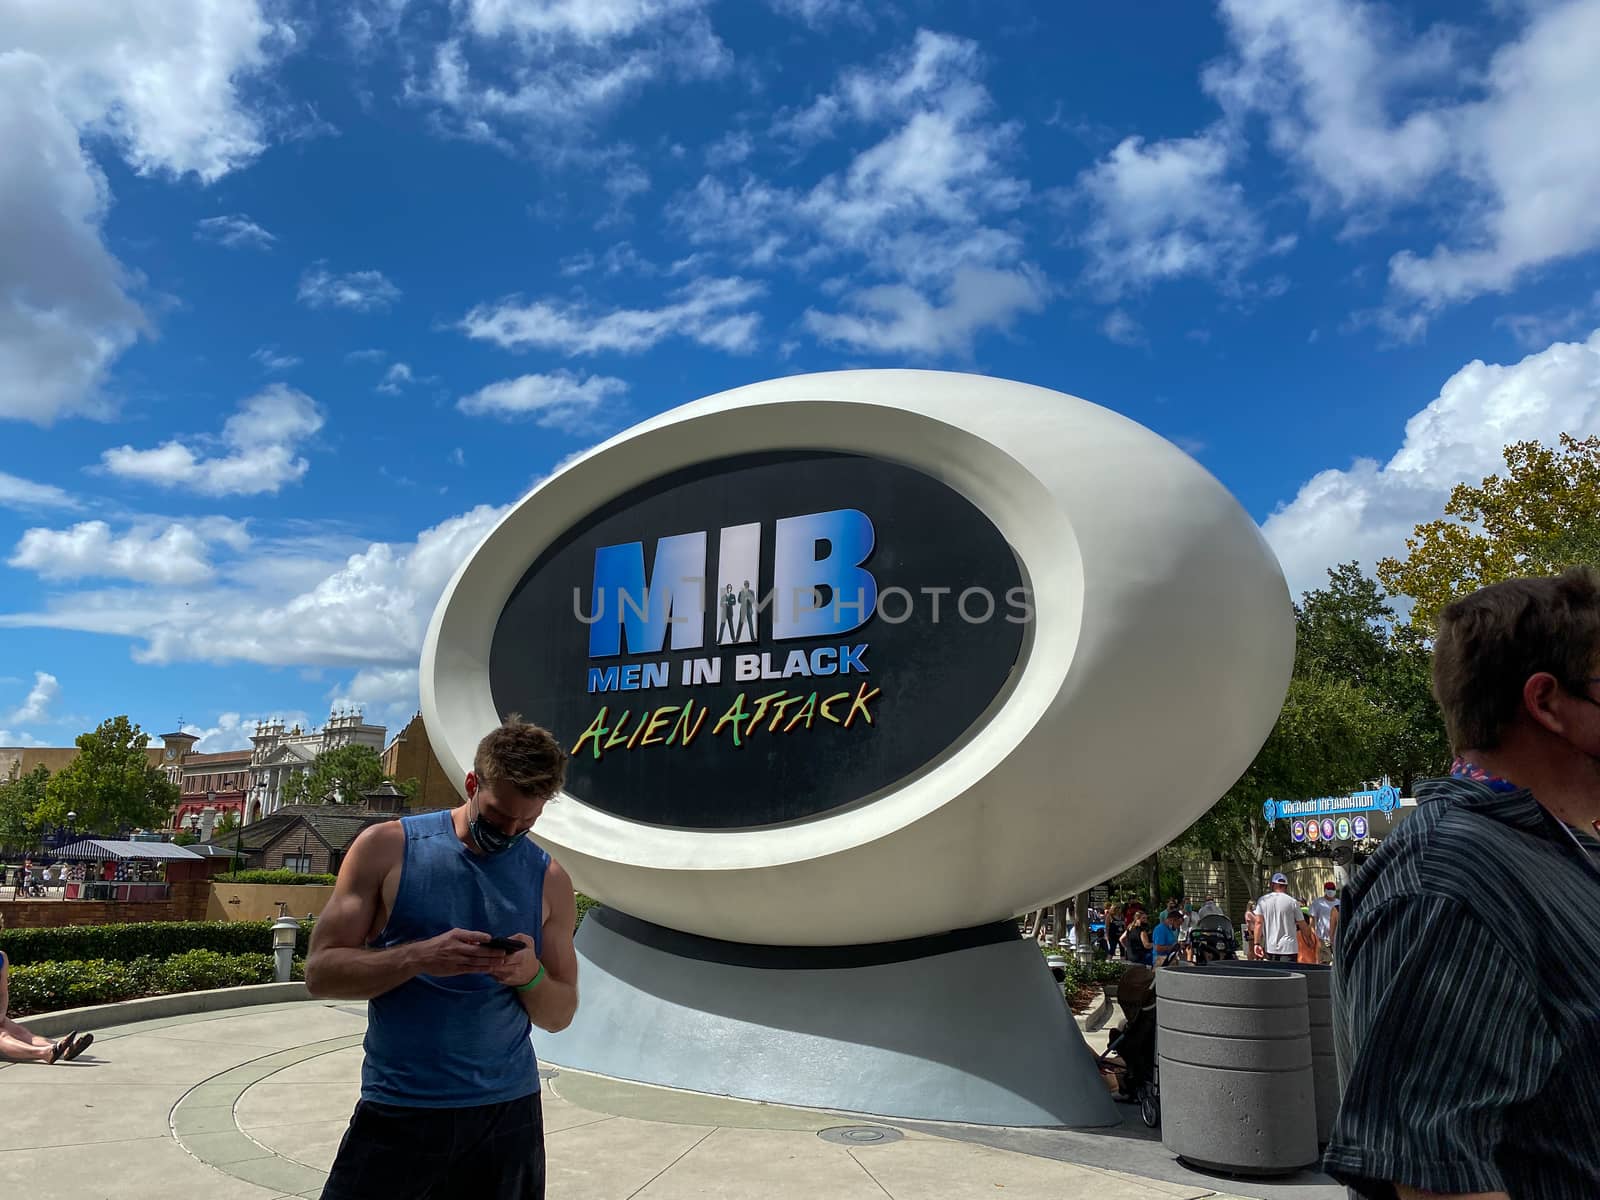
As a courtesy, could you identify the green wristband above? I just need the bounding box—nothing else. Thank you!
[515,965,547,993]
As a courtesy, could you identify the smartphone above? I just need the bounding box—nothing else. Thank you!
[481,936,523,953]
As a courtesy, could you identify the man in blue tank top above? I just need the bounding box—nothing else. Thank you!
[306,717,578,1200]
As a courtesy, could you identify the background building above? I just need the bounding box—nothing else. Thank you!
[245,711,387,824]
[3,744,163,779]
[381,712,460,812]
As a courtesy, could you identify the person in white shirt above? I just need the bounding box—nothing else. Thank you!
[1255,873,1309,962]
[1307,881,1340,963]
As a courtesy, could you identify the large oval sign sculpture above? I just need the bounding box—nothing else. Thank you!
[422,370,1294,946]
[489,451,1026,829]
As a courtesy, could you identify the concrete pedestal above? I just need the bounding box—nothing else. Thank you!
[538,907,1120,1128]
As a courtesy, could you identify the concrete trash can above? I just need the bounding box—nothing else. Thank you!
[1230,961,1337,1144]
[1156,964,1318,1176]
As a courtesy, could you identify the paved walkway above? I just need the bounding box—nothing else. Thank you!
[0,1001,1342,1199]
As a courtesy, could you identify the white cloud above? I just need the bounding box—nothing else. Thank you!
[0,730,49,748]
[458,371,628,430]
[675,31,1040,357]
[197,214,276,249]
[5,672,61,726]
[1495,298,1599,350]
[412,0,727,143]
[460,276,763,355]
[1101,309,1146,347]
[0,55,145,426]
[804,265,1046,356]
[297,265,402,312]
[1075,129,1273,296]
[251,345,301,371]
[330,667,420,729]
[11,505,511,669]
[449,447,466,467]
[0,445,616,671]
[9,518,249,586]
[460,0,705,42]
[5,0,288,182]
[723,32,1029,280]
[0,472,80,511]
[1263,327,1600,599]
[0,2,286,425]
[346,348,387,364]
[704,130,752,168]
[765,0,872,28]
[376,362,415,394]
[1206,0,1600,317]
[101,384,324,497]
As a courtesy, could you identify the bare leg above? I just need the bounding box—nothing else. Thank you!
[0,1029,57,1063]
[0,1016,54,1048]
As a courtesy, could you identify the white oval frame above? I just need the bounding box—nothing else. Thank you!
[422,370,1293,945]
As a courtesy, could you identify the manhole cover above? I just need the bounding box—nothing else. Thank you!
[818,1125,903,1146]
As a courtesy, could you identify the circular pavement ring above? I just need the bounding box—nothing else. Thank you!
[818,1124,904,1146]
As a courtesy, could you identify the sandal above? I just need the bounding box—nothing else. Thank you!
[48,1037,70,1064]
[64,1033,94,1061]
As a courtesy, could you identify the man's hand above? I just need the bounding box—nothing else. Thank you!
[485,932,541,988]
[1253,943,1266,959]
[411,929,510,978]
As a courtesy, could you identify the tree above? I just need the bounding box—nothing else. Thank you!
[1379,434,1600,632]
[0,764,51,849]
[1295,562,1450,794]
[214,811,240,836]
[1180,562,1453,895]
[281,744,387,806]
[1183,673,1378,900]
[37,717,179,835]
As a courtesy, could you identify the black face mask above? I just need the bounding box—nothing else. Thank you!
[469,795,521,855]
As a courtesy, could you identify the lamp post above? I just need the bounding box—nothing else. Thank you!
[271,910,300,983]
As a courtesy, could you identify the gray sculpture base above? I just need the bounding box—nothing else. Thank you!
[538,908,1119,1128]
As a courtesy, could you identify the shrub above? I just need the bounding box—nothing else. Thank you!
[216,869,338,886]
[0,919,312,966]
[574,893,597,931]
[4,950,299,1018]
[1041,950,1127,996]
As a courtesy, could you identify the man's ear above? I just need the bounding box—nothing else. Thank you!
[464,771,478,798]
[1524,672,1568,737]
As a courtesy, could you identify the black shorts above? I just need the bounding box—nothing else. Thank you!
[1265,952,1297,963]
[321,1092,545,1200]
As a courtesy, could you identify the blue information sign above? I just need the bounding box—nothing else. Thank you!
[1264,785,1400,824]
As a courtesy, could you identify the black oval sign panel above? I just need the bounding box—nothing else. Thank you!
[489,451,1027,828]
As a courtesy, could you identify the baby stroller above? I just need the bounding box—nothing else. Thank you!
[1188,914,1237,963]
[1098,964,1160,1128]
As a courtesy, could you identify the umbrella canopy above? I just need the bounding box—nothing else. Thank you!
[53,839,204,862]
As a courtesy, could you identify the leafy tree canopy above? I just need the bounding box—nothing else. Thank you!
[0,764,51,848]
[36,716,179,836]
[1379,433,1600,632]
[281,744,387,806]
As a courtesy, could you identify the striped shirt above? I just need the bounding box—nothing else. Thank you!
[1325,774,1600,1198]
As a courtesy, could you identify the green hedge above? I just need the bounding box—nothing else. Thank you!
[4,950,301,1018]
[0,919,312,967]
[217,869,338,886]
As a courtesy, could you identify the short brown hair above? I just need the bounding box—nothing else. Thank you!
[1432,567,1600,751]
[474,715,567,799]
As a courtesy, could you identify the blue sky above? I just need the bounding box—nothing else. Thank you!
[3,0,1599,753]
